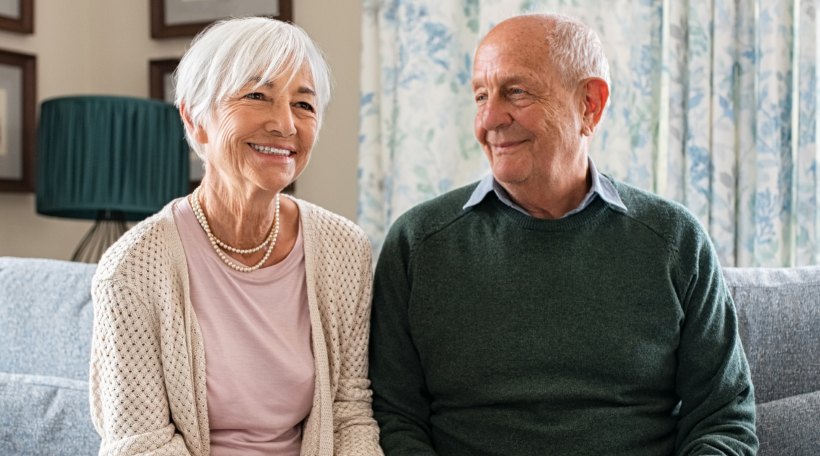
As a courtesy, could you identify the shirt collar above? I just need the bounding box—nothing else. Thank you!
[462,157,627,217]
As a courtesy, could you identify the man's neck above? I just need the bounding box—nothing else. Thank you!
[499,156,592,220]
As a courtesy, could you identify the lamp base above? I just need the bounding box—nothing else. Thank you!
[72,210,128,263]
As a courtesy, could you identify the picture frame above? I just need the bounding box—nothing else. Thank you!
[150,0,292,39]
[149,58,294,194]
[0,0,33,34]
[0,49,35,192]
[149,58,179,103]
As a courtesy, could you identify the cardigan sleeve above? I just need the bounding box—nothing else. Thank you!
[89,279,192,456]
[332,236,384,455]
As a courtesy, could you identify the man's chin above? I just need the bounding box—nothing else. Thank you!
[491,167,529,186]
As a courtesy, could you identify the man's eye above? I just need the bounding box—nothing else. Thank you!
[244,92,264,100]
[512,88,524,94]
[476,94,487,102]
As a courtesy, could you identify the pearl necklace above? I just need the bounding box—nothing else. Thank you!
[191,186,280,272]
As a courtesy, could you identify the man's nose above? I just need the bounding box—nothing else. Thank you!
[479,97,513,131]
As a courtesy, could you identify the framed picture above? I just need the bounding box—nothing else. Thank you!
[149,58,179,102]
[0,49,35,192]
[149,58,294,194]
[151,0,292,39]
[0,0,33,34]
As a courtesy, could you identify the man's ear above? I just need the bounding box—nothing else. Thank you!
[579,77,609,136]
[180,104,209,144]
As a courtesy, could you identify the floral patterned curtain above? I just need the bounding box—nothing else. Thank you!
[358,0,819,268]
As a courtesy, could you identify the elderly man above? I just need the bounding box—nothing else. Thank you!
[368,12,757,456]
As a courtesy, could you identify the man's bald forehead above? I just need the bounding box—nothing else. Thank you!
[477,15,555,62]
[481,15,554,45]
[475,15,557,78]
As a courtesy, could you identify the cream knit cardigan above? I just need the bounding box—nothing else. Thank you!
[89,197,384,456]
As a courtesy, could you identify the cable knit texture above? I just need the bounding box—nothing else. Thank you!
[89,197,383,456]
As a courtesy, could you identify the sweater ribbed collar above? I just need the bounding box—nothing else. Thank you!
[488,195,618,232]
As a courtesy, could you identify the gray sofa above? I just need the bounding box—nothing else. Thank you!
[722,267,820,455]
[0,257,99,455]
[0,256,818,455]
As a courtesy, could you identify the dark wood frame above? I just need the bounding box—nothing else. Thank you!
[149,58,180,101]
[150,0,292,39]
[148,58,294,194]
[0,0,33,34]
[0,49,36,192]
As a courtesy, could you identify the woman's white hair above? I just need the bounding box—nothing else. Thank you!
[523,12,611,90]
[174,17,332,159]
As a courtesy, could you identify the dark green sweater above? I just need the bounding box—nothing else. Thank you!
[369,179,757,456]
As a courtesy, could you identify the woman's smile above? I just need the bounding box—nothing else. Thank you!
[249,143,293,156]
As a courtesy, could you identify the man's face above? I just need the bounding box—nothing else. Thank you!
[472,20,584,187]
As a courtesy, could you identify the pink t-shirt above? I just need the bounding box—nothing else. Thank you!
[173,198,315,456]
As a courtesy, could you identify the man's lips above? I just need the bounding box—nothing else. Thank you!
[490,140,526,152]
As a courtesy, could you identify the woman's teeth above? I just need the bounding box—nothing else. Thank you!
[251,144,291,155]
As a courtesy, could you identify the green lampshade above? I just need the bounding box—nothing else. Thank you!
[36,96,189,221]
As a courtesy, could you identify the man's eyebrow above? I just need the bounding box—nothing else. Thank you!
[472,74,529,87]
[503,75,529,85]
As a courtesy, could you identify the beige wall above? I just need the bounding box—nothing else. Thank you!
[0,0,361,260]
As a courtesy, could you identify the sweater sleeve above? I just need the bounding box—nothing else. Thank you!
[89,279,192,456]
[673,231,758,455]
[332,238,384,455]
[369,224,439,455]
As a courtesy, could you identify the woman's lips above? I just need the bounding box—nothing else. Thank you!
[249,143,294,156]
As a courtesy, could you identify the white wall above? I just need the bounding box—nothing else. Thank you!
[0,0,361,260]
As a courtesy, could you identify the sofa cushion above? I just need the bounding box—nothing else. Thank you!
[756,390,820,456]
[0,372,100,455]
[722,266,820,404]
[0,257,97,380]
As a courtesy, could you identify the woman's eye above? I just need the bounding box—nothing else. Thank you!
[244,92,265,100]
[296,101,315,112]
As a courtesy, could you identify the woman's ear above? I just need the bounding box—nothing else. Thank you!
[180,104,209,144]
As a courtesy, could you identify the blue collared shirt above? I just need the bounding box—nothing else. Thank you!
[462,157,627,217]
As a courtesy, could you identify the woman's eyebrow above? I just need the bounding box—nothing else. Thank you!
[247,76,274,87]
[246,77,314,96]
[298,87,316,96]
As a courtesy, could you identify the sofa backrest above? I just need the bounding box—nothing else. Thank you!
[0,256,101,455]
[722,266,820,404]
[0,257,97,380]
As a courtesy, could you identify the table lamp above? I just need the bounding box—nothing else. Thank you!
[36,96,189,263]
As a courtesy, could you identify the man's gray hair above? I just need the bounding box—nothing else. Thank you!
[524,12,611,91]
[174,17,332,160]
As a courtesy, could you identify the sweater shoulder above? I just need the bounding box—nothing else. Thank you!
[386,182,479,246]
[610,178,710,251]
[92,201,183,290]
[296,197,369,239]
[294,197,371,255]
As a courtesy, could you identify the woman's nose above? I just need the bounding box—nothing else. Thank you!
[264,101,296,137]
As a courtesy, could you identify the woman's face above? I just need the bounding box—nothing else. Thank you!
[196,66,319,194]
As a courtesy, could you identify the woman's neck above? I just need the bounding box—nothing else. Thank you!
[196,176,278,250]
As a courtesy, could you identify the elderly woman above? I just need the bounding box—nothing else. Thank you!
[89,18,382,456]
